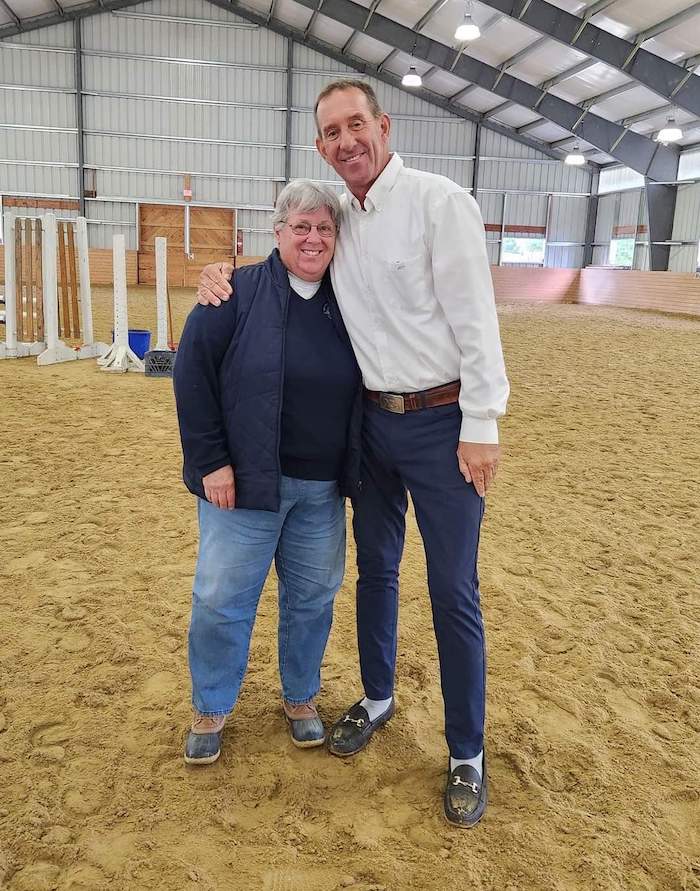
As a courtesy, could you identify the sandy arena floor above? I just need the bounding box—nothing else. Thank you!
[0,290,698,891]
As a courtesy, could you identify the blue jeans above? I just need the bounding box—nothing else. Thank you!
[189,476,346,716]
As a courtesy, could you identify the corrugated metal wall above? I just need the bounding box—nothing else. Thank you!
[1,0,591,260]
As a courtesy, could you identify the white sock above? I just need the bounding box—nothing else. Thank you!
[450,750,483,780]
[360,696,393,722]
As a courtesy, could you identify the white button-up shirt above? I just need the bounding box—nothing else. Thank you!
[330,153,509,444]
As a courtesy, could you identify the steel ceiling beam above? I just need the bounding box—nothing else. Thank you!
[304,1,325,39]
[341,0,382,54]
[289,0,676,179]
[377,0,451,73]
[0,0,148,39]
[475,0,700,119]
[0,0,21,29]
[203,0,577,164]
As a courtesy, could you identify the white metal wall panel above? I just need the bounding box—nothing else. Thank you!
[293,44,353,72]
[87,222,136,249]
[1,129,77,164]
[0,163,76,197]
[547,246,584,268]
[81,55,286,105]
[678,149,700,181]
[82,95,285,145]
[8,21,75,47]
[598,166,645,194]
[670,182,700,272]
[619,190,643,229]
[85,134,283,181]
[81,7,285,67]
[505,193,548,229]
[592,246,609,265]
[594,194,618,243]
[479,158,590,194]
[0,88,75,129]
[0,43,74,88]
[403,157,473,187]
[476,192,504,231]
[548,196,588,243]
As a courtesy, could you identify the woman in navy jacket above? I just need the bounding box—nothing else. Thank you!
[174,180,362,765]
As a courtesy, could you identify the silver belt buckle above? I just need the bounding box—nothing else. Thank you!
[379,392,405,414]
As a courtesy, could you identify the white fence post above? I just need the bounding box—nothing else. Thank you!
[0,210,18,358]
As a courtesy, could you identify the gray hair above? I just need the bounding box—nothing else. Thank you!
[271,179,341,232]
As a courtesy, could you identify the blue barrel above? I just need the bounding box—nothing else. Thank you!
[112,328,152,359]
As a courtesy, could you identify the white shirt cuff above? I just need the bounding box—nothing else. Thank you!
[459,416,499,444]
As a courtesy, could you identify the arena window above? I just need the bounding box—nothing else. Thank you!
[501,236,546,265]
[608,237,635,267]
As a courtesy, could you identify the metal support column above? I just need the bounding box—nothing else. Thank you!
[74,18,86,217]
[498,193,507,266]
[285,37,294,184]
[582,168,599,268]
[472,123,482,199]
[645,180,678,271]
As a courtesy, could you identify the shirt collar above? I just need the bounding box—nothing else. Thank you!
[347,152,404,213]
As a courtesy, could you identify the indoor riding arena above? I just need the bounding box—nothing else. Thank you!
[1,1,699,890]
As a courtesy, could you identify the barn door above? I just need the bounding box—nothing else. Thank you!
[138,205,185,286]
[184,207,236,288]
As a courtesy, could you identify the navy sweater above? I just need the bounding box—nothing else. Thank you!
[281,284,360,481]
[173,250,362,512]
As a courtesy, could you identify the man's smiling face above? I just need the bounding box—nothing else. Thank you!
[315,87,391,201]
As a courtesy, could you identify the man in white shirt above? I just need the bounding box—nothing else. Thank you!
[196,80,509,828]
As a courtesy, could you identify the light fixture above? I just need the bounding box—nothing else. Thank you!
[657,115,683,144]
[401,65,422,87]
[455,1,480,41]
[564,143,585,166]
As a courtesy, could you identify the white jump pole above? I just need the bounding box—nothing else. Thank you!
[37,213,77,366]
[97,234,144,373]
[0,210,18,359]
[74,216,108,360]
[154,236,169,351]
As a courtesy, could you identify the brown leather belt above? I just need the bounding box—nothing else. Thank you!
[364,381,460,414]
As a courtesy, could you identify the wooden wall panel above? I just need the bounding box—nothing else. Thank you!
[490,267,580,304]
[579,269,700,315]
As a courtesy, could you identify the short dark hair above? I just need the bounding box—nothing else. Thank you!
[314,79,384,135]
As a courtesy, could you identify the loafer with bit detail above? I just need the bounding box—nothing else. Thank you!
[443,752,488,828]
[327,698,395,757]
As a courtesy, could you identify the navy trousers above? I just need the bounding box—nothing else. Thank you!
[352,400,486,759]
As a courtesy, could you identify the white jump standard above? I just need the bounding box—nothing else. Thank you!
[98,234,144,373]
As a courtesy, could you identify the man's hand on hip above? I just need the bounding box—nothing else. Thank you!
[457,442,500,497]
[203,465,236,510]
[196,262,234,306]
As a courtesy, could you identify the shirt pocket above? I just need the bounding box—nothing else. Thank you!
[380,252,432,311]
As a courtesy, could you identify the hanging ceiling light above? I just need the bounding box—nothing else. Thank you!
[564,143,585,166]
[657,115,683,144]
[455,1,480,41]
[402,65,422,87]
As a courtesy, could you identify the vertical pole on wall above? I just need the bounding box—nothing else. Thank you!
[285,37,294,184]
[0,210,18,357]
[583,170,599,268]
[498,193,507,266]
[544,193,552,268]
[154,237,169,351]
[472,123,481,200]
[631,187,645,270]
[74,18,86,218]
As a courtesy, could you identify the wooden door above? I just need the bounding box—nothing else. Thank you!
[184,207,235,288]
[138,204,185,286]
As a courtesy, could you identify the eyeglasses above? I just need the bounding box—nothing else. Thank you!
[285,221,337,237]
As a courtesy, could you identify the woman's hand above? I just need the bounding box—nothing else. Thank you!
[203,465,236,510]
